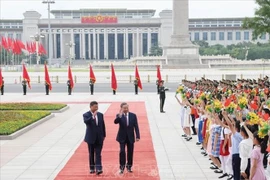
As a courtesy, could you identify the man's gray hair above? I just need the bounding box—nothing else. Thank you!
[120,102,128,108]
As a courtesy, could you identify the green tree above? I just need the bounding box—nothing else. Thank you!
[242,0,270,39]
[149,45,163,56]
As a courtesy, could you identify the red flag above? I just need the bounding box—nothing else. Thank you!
[89,65,96,83]
[0,68,3,88]
[1,37,8,50]
[68,64,74,89]
[111,64,117,91]
[44,63,52,90]
[22,64,31,89]
[26,42,31,53]
[31,42,36,53]
[39,43,46,55]
[12,40,22,55]
[135,65,142,90]
[157,65,162,81]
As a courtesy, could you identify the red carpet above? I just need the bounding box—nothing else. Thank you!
[55,102,160,180]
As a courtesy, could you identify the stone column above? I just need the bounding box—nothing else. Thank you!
[171,0,191,45]
[104,29,108,59]
[115,29,118,59]
[82,30,85,59]
[53,33,56,58]
[125,29,129,58]
[136,28,139,56]
[97,33,100,60]
[93,29,96,59]
[132,32,136,57]
[147,28,151,54]
[60,30,64,59]
[123,29,126,58]
[88,33,91,60]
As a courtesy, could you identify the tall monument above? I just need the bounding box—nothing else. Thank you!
[163,0,200,66]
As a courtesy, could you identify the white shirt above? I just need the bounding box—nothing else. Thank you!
[239,138,253,172]
[91,111,98,126]
[220,127,231,141]
[125,112,129,126]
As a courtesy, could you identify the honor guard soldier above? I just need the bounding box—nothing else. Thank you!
[67,80,72,95]
[156,79,161,94]
[134,79,138,95]
[0,77,4,95]
[89,79,94,95]
[159,80,169,113]
[45,82,50,95]
[113,89,116,95]
[22,79,27,95]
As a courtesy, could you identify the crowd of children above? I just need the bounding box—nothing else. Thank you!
[175,77,270,180]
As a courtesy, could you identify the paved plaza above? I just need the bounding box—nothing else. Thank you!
[0,93,245,179]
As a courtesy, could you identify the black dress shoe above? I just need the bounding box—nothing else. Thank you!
[196,142,201,145]
[160,111,165,113]
[210,165,218,170]
[186,137,192,141]
[227,174,233,180]
[96,170,103,175]
[90,170,95,174]
[219,173,228,178]
[214,169,223,173]
[119,170,124,174]
[127,168,133,173]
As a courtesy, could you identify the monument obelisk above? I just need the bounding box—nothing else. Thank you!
[163,0,200,66]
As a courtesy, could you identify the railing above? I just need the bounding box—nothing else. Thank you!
[5,73,266,84]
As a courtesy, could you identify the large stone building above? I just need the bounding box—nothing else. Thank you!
[0,8,269,62]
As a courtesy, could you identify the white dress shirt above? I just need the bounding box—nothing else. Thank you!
[91,111,98,126]
[239,138,253,172]
[125,113,129,126]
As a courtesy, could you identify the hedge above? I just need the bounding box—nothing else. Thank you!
[0,111,51,135]
[0,103,67,111]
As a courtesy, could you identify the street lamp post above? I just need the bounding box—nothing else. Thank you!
[66,41,75,64]
[42,0,55,67]
[30,33,45,65]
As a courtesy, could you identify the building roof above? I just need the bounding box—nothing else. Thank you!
[51,8,156,15]
[0,19,22,23]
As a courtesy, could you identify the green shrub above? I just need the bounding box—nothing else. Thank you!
[0,111,51,135]
[0,103,67,111]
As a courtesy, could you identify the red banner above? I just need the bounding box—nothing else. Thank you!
[81,15,118,24]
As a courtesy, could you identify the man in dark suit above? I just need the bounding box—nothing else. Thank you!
[1,77,4,95]
[159,81,169,113]
[114,102,140,174]
[83,101,106,175]
[67,80,72,95]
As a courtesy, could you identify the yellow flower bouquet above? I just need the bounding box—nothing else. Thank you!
[206,93,212,100]
[200,92,206,100]
[194,98,201,105]
[258,123,270,139]
[205,105,213,113]
[213,100,223,113]
[266,100,270,109]
[238,96,248,110]
[246,112,260,125]
[250,89,256,96]
[226,102,237,114]
[176,86,184,95]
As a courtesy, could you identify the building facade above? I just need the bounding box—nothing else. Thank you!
[0,9,269,61]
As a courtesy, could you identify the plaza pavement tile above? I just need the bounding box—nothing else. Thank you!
[0,93,221,180]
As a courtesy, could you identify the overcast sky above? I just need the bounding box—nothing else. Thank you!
[0,0,257,19]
